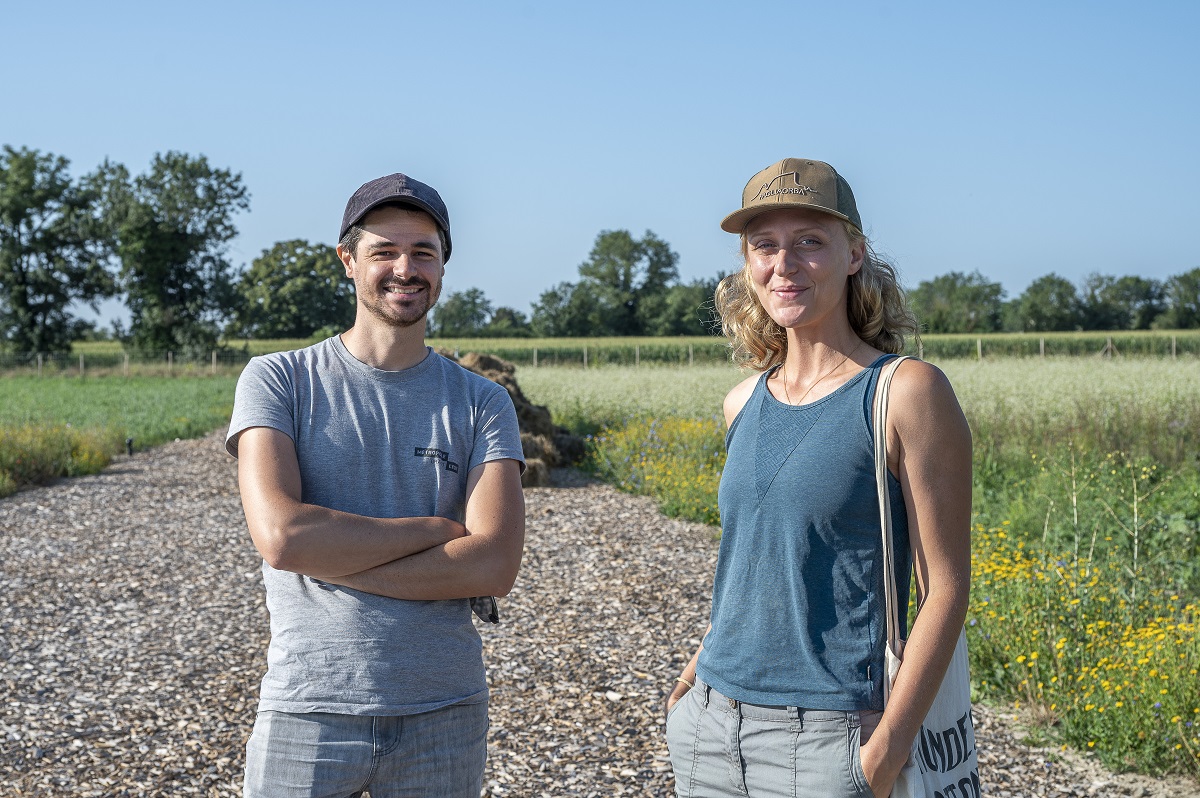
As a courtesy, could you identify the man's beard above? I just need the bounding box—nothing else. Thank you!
[359,275,441,328]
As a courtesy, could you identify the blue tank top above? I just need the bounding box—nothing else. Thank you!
[696,355,911,711]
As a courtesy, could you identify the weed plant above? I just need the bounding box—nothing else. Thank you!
[589,416,725,525]
[969,447,1200,774]
[0,424,124,497]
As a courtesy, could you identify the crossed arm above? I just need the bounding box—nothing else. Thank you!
[236,426,525,599]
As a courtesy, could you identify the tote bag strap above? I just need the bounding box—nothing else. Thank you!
[874,354,911,705]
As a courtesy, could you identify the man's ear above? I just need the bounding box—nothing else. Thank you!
[337,245,355,278]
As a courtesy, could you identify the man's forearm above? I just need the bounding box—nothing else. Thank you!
[321,530,521,599]
[321,459,525,600]
[236,427,467,577]
[258,505,467,579]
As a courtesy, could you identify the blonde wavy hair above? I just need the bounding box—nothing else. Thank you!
[715,221,918,371]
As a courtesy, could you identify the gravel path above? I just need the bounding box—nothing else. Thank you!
[2,431,1197,797]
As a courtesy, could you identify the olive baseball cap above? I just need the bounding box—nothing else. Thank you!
[340,173,452,261]
[720,158,861,235]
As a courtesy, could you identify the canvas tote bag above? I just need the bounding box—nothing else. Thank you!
[873,356,980,798]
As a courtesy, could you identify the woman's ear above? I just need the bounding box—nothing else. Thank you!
[848,239,866,276]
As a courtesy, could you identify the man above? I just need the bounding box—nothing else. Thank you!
[226,172,526,797]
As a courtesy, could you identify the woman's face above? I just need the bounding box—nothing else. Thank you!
[744,208,865,332]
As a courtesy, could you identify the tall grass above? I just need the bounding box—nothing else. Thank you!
[589,416,725,525]
[945,359,1200,468]
[0,424,125,497]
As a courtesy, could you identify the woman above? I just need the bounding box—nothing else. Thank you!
[664,158,972,798]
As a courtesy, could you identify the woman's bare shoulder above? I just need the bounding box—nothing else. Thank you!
[890,357,955,398]
[723,372,763,427]
[888,357,969,437]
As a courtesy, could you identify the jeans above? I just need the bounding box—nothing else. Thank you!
[666,679,878,798]
[243,700,489,798]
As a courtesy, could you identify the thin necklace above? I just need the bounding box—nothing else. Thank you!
[781,341,864,406]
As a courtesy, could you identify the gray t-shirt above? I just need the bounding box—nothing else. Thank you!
[226,336,524,715]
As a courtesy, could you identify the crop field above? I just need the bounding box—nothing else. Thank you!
[32,329,1200,373]
[520,359,1200,457]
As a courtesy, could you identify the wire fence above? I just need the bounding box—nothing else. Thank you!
[0,332,1196,376]
[909,332,1199,360]
[0,350,251,377]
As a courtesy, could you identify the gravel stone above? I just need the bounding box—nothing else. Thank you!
[1,431,1196,796]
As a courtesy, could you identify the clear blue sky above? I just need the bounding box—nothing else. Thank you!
[5,0,1198,327]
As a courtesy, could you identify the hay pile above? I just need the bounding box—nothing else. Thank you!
[446,351,586,487]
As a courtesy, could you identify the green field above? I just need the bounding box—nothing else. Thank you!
[2,354,1198,775]
[0,376,238,495]
[0,376,238,445]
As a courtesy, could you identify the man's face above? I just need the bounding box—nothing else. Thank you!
[338,206,445,329]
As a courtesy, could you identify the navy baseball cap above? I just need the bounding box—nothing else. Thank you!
[340,173,452,261]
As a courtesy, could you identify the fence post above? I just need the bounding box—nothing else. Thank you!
[689,344,694,366]
[37,352,43,378]
[583,346,588,369]
[1172,335,1177,360]
[168,351,174,375]
[79,353,85,377]
[123,352,129,378]
[211,350,217,375]
[635,344,640,367]
[977,338,982,360]
[533,347,538,368]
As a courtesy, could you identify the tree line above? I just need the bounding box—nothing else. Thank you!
[907,270,1200,334]
[1,145,269,356]
[430,229,719,338]
[0,146,720,352]
[4,145,1199,356]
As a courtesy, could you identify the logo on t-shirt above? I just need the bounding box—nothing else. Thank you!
[414,447,460,473]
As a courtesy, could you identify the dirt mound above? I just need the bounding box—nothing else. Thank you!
[440,350,585,487]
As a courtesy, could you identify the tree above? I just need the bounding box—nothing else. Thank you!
[576,230,680,335]
[1077,273,1169,331]
[482,306,532,337]
[530,281,605,337]
[230,240,352,339]
[1078,273,1128,331]
[99,152,249,353]
[1012,273,1083,332]
[907,271,1004,334]
[1110,276,1167,330]
[641,277,720,336]
[529,229,721,337]
[1157,268,1200,329]
[0,146,113,354]
[431,287,493,337]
